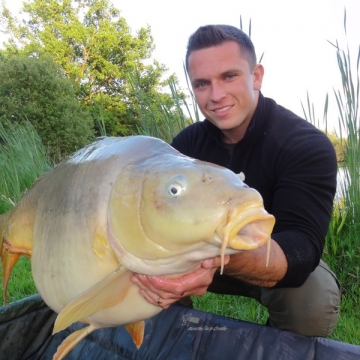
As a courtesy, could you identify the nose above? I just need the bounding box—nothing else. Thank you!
[210,82,226,102]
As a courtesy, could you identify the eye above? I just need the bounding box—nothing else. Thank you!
[194,80,208,89]
[166,175,187,198]
[225,73,237,81]
[168,183,183,197]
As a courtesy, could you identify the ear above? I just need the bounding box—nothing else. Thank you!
[253,64,264,90]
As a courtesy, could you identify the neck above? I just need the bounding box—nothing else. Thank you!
[221,129,245,144]
[221,133,237,144]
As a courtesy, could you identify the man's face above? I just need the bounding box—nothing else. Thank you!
[187,41,264,142]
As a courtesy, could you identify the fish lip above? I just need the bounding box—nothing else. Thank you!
[224,203,274,247]
[216,203,275,273]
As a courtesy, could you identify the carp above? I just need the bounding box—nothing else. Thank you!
[0,136,275,359]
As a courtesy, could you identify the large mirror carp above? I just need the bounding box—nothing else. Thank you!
[0,136,275,359]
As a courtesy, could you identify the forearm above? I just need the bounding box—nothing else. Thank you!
[223,239,288,287]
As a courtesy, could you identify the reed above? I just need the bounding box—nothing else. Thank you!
[301,11,360,343]
[0,119,49,303]
[0,120,51,213]
[330,38,360,221]
[129,72,198,143]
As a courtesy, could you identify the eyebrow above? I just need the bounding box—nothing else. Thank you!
[191,77,207,86]
[191,68,242,85]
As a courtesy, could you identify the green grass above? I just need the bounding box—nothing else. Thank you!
[192,293,268,325]
[191,288,360,345]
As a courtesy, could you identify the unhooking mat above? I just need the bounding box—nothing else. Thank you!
[0,294,359,360]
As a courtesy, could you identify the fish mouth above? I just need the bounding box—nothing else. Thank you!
[217,203,275,273]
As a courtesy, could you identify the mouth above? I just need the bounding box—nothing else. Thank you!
[211,105,233,115]
[217,203,275,273]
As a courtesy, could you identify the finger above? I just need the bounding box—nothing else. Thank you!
[146,267,216,296]
[131,274,154,292]
[203,255,230,269]
[132,274,182,301]
[132,269,211,302]
[138,289,173,310]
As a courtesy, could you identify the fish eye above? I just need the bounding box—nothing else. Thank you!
[168,183,183,197]
[166,176,187,198]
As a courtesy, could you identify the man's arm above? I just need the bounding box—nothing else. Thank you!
[223,239,287,287]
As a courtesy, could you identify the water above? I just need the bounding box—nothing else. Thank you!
[336,167,347,201]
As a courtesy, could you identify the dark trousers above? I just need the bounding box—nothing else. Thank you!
[207,259,341,337]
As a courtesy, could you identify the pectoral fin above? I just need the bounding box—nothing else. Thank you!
[53,266,131,333]
[125,321,145,349]
[53,324,97,360]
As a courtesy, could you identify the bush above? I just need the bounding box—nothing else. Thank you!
[0,55,95,161]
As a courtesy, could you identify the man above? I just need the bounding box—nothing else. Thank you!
[132,24,340,337]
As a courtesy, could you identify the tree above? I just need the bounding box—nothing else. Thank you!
[0,0,173,135]
[326,131,347,163]
[0,55,94,161]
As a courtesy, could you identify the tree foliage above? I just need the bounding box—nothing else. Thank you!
[326,131,347,163]
[0,55,94,161]
[0,0,173,136]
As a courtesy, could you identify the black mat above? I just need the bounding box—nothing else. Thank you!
[1,294,359,360]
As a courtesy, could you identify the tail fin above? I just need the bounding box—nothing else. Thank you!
[0,212,12,305]
[0,213,4,254]
[0,212,32,305]
[1,248,21,306]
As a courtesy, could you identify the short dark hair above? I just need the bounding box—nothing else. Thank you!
[185,25,257,70]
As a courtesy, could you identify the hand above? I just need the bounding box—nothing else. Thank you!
[131,256,229,309]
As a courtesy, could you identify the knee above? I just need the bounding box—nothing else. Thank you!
[261,261,341,337]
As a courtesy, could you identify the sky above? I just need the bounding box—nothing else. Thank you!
[1,0,359,131]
